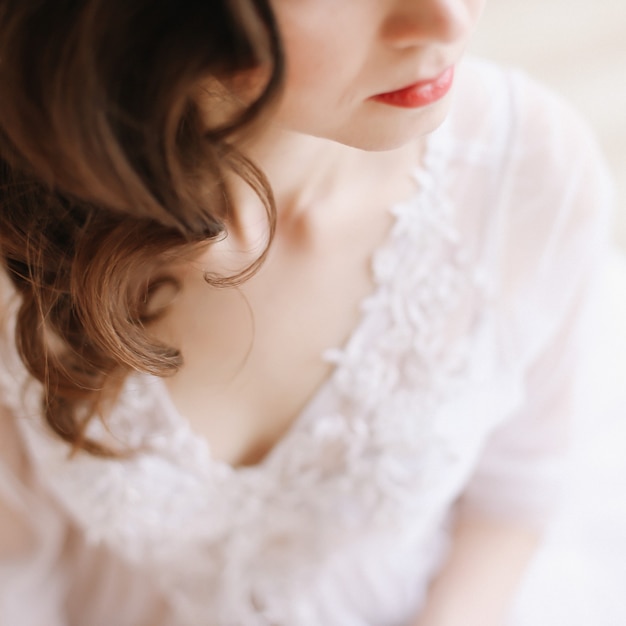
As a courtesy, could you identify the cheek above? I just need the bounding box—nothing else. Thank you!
[281,28,338,95]
[275,6,363,99]
[274,31,355,131]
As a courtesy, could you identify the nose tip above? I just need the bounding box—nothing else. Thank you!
[381,0,472,48]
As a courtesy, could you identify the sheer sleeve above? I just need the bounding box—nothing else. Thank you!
[457,68,614,529]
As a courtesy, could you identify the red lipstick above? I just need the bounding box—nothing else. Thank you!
[371,67,455,109]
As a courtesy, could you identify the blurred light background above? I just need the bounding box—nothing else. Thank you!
[470,0,626,247]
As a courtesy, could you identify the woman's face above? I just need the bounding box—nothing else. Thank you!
[268,0,486,150]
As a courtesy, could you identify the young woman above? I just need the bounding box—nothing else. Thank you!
[0,1,612,625]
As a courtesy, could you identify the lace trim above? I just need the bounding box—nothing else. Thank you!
[9,126,525,624]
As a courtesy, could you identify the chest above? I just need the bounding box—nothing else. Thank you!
[19,147,528,623]
[151,202,396,468]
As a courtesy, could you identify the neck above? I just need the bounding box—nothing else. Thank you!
[221,123,425,261]
[239,127,355,220]
[240,124,425,213]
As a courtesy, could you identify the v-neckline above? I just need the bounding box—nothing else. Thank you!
[145,132,444,475]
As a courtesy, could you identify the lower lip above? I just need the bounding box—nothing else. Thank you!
[371,67,455,109]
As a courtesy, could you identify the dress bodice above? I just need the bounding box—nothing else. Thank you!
[0,58,612,626]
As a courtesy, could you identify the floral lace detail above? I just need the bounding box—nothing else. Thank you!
[9,131,525,625]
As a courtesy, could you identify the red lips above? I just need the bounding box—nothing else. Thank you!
[371,67,455,108]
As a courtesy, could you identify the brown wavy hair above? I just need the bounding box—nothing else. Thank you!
[0,0,284,455]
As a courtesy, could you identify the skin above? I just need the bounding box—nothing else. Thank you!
[152,1,539,623]
[156,0,486,464]
[271,0,483,151]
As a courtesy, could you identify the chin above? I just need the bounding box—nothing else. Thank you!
[327,99,452,153]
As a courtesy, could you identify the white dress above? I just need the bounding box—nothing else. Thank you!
[0,59,615,626]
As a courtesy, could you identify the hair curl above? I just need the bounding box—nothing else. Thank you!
[0,0,284,455]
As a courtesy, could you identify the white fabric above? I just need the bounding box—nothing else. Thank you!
[0,59,614,626]
[508,248,626,626]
